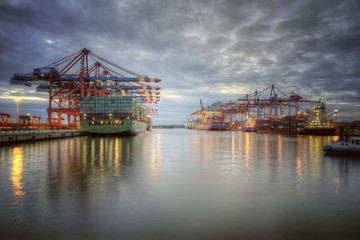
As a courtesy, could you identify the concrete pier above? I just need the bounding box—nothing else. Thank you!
[0,129,84,144]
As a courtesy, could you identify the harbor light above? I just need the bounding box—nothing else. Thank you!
[14,98,21,124]
[334,109,339,121]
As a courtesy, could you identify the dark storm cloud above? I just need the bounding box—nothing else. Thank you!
[0,0,359,124]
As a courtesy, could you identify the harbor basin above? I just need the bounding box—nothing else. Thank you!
[0,129,360,239]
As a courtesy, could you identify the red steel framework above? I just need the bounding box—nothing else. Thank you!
[11,48,161,128]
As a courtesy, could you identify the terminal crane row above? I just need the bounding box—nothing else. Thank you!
[191,84,322,123]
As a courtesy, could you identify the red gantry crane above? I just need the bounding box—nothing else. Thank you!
[10,48,161,128]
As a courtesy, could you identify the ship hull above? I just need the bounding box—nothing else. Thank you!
[258,128,302,135]
[80,119,147,136]
[323,146,360,156]
[231,127,257,132]
[242,127,257,132]
[194,122,230,130]
[323,147,360,156]
[302,128,337,136]
[194,123,212,130]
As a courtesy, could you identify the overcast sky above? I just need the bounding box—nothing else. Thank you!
[0,0,359,124]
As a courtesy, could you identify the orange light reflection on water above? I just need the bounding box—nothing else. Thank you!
[277,135,283,166]
[114,138,120,176]
[231,132,235,160]
[264,134,269,163]
[245,133,250,168]
[99,138,104,170]
[10,147,25,226]
[295,136,308,202]
[11,147,24,199]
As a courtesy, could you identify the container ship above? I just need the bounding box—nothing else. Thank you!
[256,103,337,135]
[190,100,230,130]
[231,117,257,132]
[256,114,306,134]
[302,103,337,135]
[193,112,230,130]
[80,95,148,135]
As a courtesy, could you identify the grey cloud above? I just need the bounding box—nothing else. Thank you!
[0,0,359,124]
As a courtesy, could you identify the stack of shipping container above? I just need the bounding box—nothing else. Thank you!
[80,96,143,122]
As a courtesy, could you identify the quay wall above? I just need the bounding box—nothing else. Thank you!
[0,129,84,144]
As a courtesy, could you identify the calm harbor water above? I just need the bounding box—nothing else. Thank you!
[1,129,360,239]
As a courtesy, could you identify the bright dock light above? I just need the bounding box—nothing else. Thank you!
[14,98,21,124]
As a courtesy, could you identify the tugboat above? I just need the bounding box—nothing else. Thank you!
[323,136,360,156]
[302,103,337,135]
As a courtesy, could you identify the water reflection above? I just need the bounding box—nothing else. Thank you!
[10,147,25,227]
[277,135,283,166]
[48,137,134,191]
[295,136,305,201]
[1,147,6,168]
[264,134,269,162]
[149,131,162,171]
[245,133,250,168]
[1,130,360,239]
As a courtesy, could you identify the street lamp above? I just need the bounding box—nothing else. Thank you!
[14,98,21,124]
[334,109,339,122]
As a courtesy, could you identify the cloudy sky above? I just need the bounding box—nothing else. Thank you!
[0,0,359,125]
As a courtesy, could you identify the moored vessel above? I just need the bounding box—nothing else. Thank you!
[256,115,305,135]
[80,95,148,135]
[193,112,230,130]
[231,118,257,132]
[323,136,360,156]
[256,103,337,135]
[302,103,337,135]
[190,99,230,130]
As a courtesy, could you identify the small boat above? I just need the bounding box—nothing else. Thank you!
[323,136,360,156]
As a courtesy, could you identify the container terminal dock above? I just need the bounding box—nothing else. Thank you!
[187,84,359,136]
[0,129,83,144]
[1,48,161,143]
